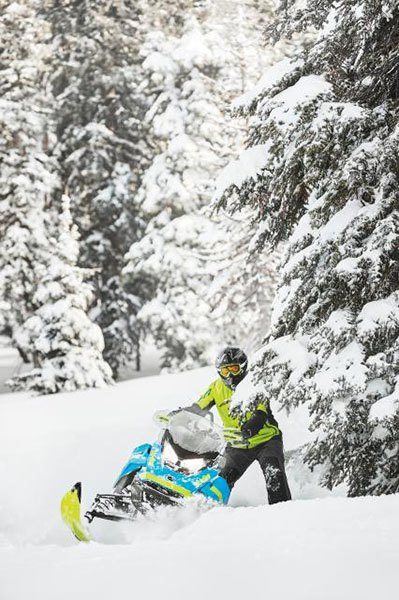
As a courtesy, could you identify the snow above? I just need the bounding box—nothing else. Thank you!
[268,75,332,126]
[357,295,399,338]
[288,200,364,267]
[271,278,302,327]
[313,340,367,396]
[2,495,399,600]
[284,197,370,279]
[266,335,317,387]
[324,309,353,335]
[318,199,363,242]
[335,256,360,273]
[0,368,398,600]
[370,383,399,420]
[232,58,304,110]
[216,75,332,200]
[321,6,339,36]
[214,142,272,198]
[313,101,365,132]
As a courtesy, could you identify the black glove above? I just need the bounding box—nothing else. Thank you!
[241,410,267,439]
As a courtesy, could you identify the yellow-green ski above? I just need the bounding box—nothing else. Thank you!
[60,482,92,543]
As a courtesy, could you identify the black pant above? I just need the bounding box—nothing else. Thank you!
[219,435,292,504]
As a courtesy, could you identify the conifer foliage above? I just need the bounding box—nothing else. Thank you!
[0,2,113,392]
[0,2,59,348]
[9,197,113,394]
[216,1,399,495]
[1,0,275,390]
[43,0,152,376]
[124,7,233,370]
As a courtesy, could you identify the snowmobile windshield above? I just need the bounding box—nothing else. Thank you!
[168,410,224,455]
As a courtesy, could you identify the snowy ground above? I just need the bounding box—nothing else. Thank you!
[0,366,398,600]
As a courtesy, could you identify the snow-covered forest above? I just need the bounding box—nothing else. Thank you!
[1,1,398,592]
[0,0,283,386]
[2,0,397,496]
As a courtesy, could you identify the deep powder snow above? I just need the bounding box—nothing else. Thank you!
[0,367,397,600]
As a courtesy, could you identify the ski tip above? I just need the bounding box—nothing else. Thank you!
[71,482,82,502]
[61,482,91,543]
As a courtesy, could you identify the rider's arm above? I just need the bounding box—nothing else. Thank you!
[256,399,279,427]
[168,383,216,418]
[241,399,269,439]
[242,409,267,438]
[192,383,216,412]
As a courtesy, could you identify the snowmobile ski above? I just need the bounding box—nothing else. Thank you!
[60,482,92,543]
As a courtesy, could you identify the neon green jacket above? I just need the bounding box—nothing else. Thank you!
[194,378,280,449]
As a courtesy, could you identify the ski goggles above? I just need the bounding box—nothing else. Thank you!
[219,364,242,377]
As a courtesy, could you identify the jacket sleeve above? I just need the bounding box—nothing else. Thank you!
[171,383,216,418]
[241,399,270,439]
[242,410,267,438]
[255,399,279,428]
[193,383,216,412]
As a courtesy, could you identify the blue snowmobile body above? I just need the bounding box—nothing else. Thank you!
[83,411,231,524]
[116,440,230,506]
[61,411,230,541]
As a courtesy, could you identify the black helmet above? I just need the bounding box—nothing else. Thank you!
[215,346,248,390]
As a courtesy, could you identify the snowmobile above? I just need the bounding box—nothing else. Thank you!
[60,409,231,542]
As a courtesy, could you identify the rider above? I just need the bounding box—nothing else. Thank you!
[177,346,291,505]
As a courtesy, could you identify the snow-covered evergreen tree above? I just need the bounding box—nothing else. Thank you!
[0,2,59,347]
[80,161,145,374]
[124,6,235,370]
[125,214,223,371]
[216,1,399,495]
[124,1,284,369]
[208,0,309,353]
[9,197,113,394]
[0,3,113,393]
[42,0,153,376]
[207,212,281,351]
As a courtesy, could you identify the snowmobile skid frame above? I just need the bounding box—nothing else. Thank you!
[85,479,182,523]
[85,493,136,523]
